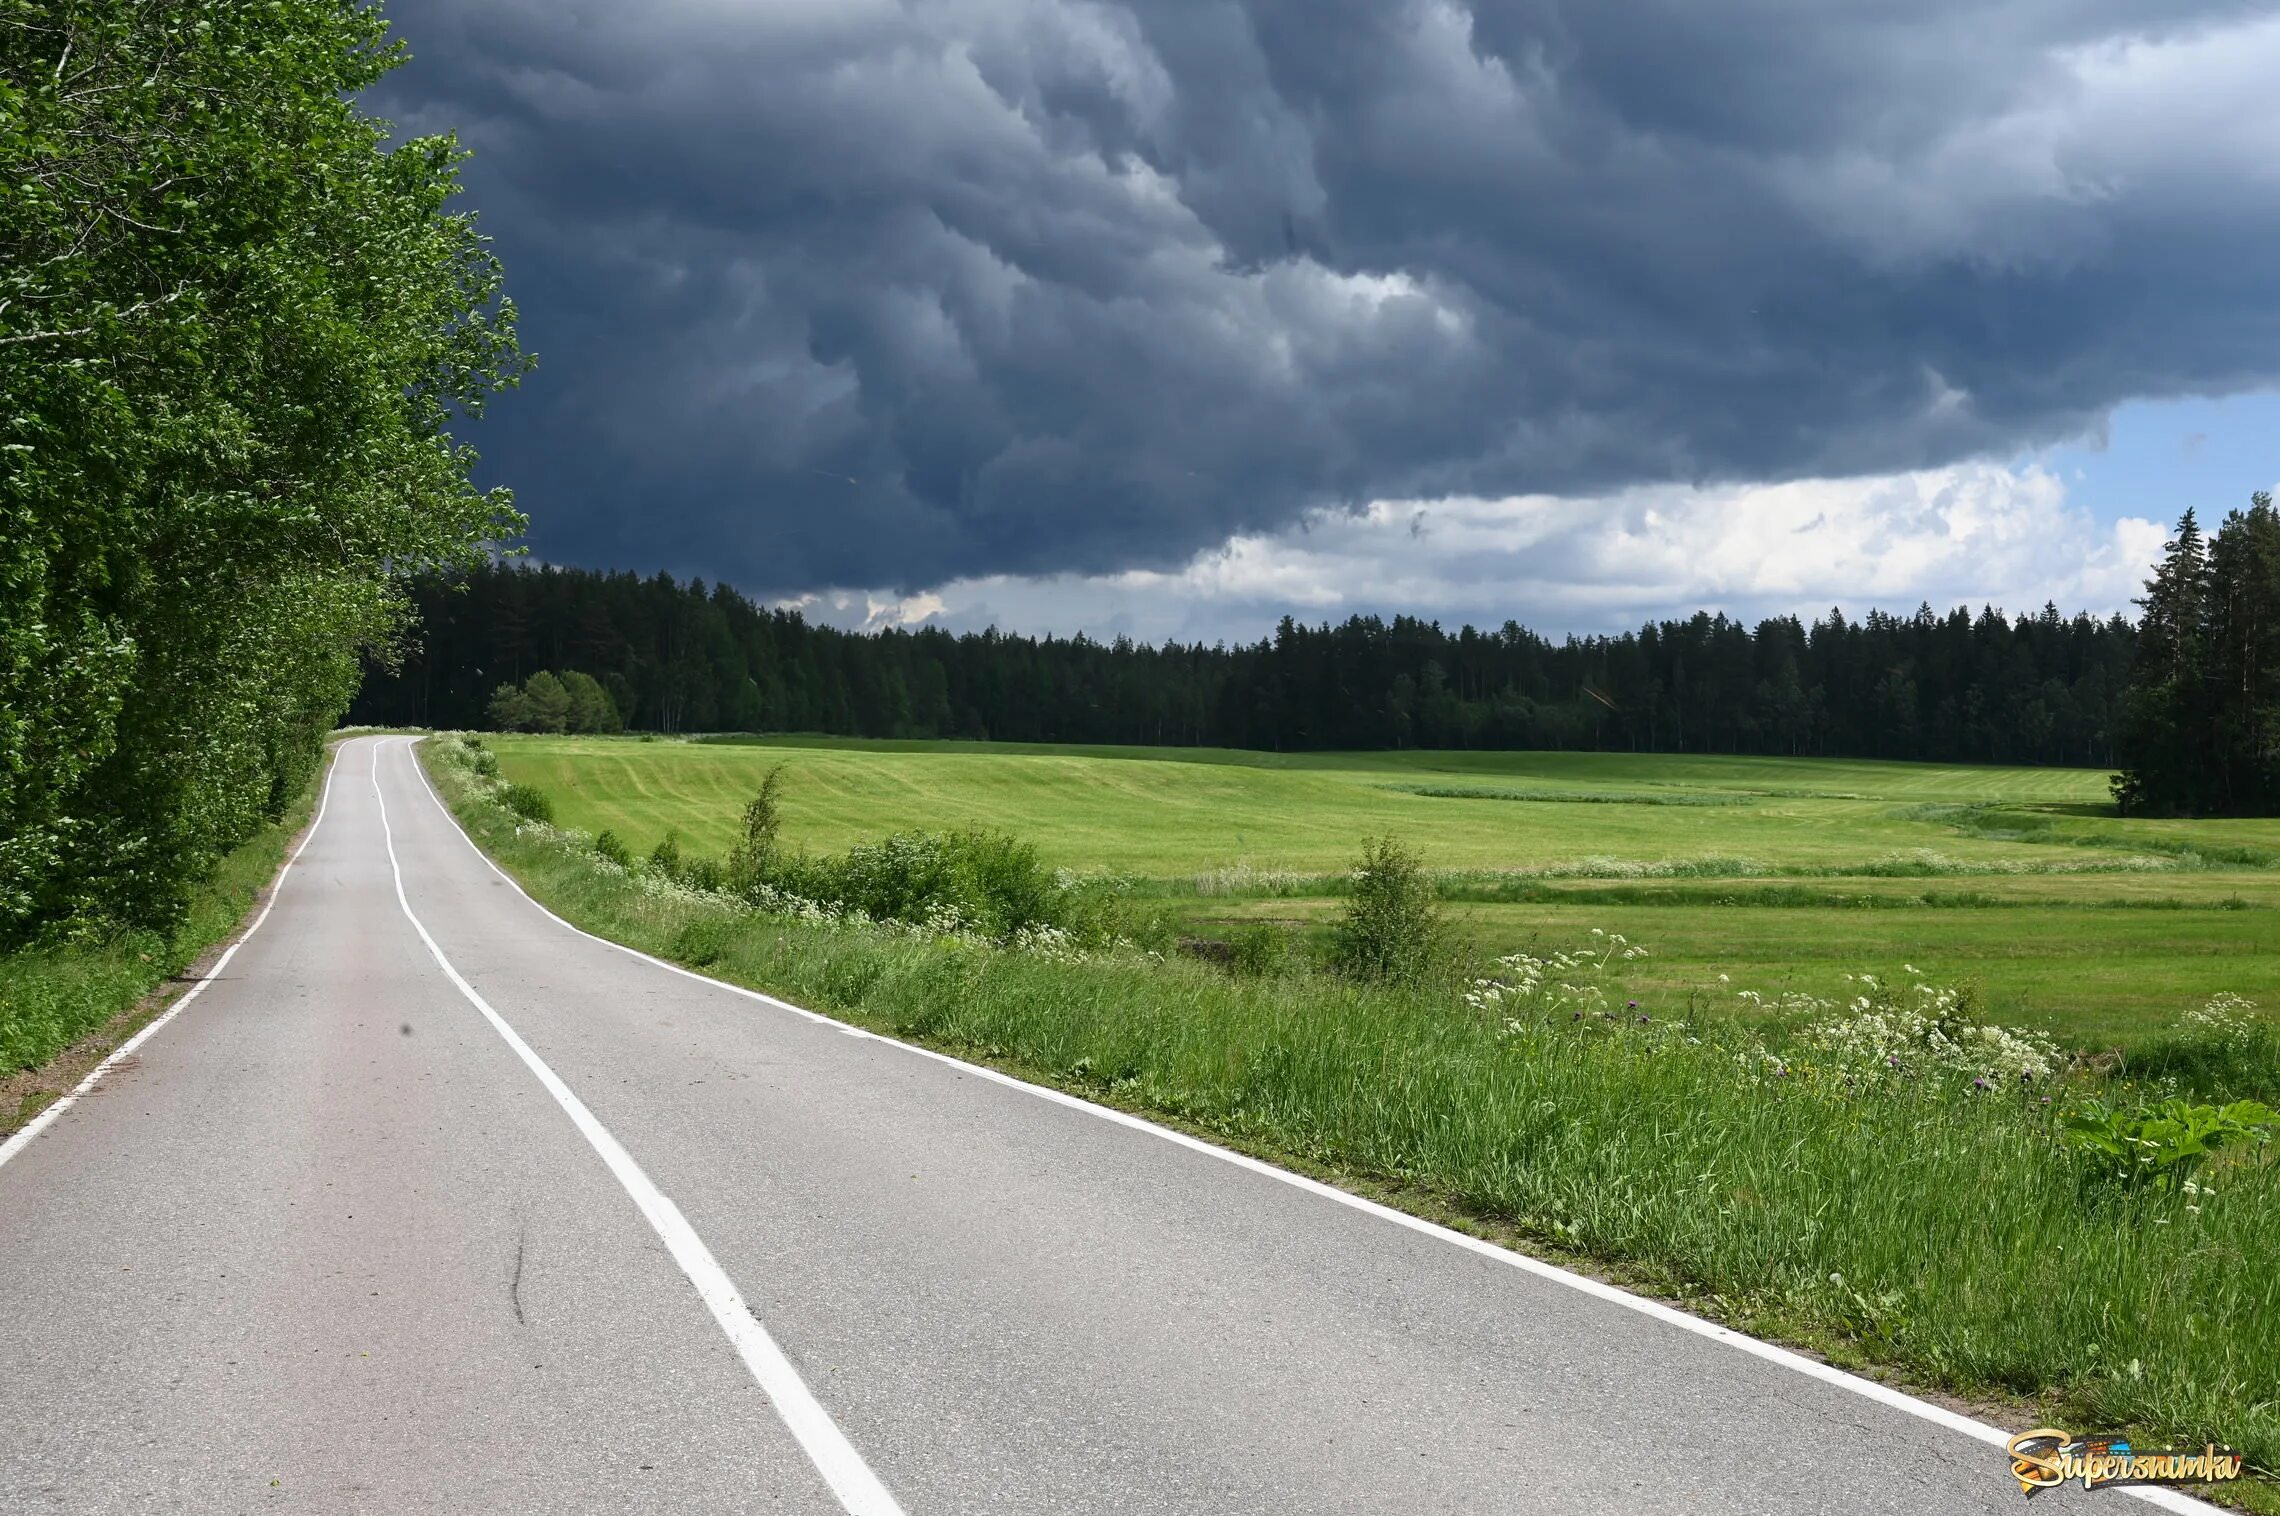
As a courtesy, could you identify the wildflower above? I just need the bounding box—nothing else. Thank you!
[1971,1076,1991,1090]
[2181,992,2262,1051]
[1626,1000,1638,1009]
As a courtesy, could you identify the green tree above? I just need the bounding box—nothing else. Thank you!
[2116,498,2280,815]
[2,1,527,938]
[520,672,572,734]
[559,669,622,733]
[487,682,535,733]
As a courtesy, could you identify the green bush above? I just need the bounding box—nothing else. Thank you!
[739,822,1125,944]
[500,783,553,825]
[1329,836,1444,984]
[593,829,632,869]
[829,829,1055,936]
[726,766,788,893]
[645,833,727,894]
[1228,921,1293,977]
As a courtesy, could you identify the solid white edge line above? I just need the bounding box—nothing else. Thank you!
[403,735,2230,1516]
[369,740,904,1516]
[0,748,343,1173]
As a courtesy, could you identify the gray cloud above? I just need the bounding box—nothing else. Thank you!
[373,0,2280,595]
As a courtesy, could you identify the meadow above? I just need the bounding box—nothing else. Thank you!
[438,733,2280,1502]
[492,734,2280,1050]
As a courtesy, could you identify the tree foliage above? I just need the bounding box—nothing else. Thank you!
[1,1,525,940]
[2114,497,2280,815]
[356,563,2134,767]
[486,669,620,734]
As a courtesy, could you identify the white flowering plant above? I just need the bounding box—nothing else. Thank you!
[1782,970,2062,1089]
[1467,930,1659,1036]
[2179,992,2266,1052]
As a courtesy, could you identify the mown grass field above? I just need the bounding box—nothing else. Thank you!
[492,734,2280,1050]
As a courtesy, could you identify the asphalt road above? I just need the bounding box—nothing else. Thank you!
[0,736,2207,1513]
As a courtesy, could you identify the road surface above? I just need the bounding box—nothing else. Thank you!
[0,736,2196,1513]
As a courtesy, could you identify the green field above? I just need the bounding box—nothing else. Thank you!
[492,734,2280,1048]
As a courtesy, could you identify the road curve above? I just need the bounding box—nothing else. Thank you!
[0,735,2182,1513]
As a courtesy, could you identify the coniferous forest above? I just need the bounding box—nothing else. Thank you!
[2113,496,2280,815]
[350,561,2139,768]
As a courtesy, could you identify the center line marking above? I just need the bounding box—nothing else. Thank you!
[370,740,904,1516]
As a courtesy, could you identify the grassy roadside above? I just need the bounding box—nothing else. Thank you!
[0,746,331,1139]
[427,734,2278,1509]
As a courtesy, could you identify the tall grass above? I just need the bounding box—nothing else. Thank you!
[427,735,2280,1486]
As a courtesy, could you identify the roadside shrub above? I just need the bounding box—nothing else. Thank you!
[1329,836,1443,984]
[1228,921,1293,977]
[472,747,500,779]
[641,833,731,895]
[733,819,1129,947]
[726,766,788,893]
[678,854,729,894]
[500,783,553,824]
[812,828,1067,938]
[593,829,632,869]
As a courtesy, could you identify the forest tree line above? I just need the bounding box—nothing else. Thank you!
[2114,497,2280,815]
[350,562,2138,768]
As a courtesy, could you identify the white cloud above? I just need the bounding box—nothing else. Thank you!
[812,462,2161,643]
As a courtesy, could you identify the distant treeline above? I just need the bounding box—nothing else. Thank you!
[351,563,2136,767]
[2114,498,2280,815]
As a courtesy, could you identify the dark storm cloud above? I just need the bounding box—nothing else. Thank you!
[372,0,2280,593]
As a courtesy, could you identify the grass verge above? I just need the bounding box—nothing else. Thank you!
[426,734,2278,1509]
[0,748,329,1138]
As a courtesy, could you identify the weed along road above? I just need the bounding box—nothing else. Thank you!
[0,739,2211,1515]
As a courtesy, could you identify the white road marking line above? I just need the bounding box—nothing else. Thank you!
[403,737,2225,1516]
[370,740,904,1516]
[0,751,342,1173]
